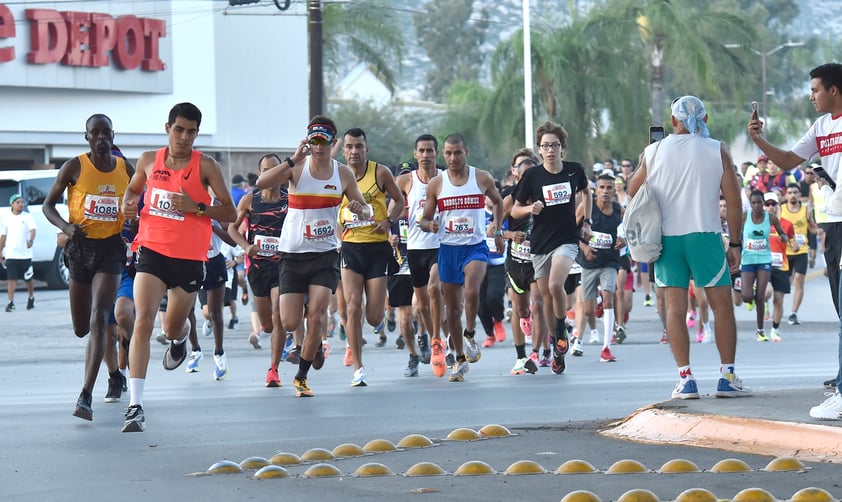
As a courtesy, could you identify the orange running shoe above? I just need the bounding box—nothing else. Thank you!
[343,345,353,367]
[430,338,446,377]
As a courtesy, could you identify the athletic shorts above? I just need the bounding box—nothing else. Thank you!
[279,250,340,294]
[580,267,618,300]
[109,269,134,325]
[407,248,439,288]
[64,234,125,283]
[341,241,394,279]
[135,245,205,293]
[387,274,413,307]
[770,268,791,294]
[506,259,534,295]
[639,262,649,274]
[4,258,32,281]
[740,263,772,274]
[787,253,808,275]
[564,272,581,295]
[198,287,232,307]
[247,259,280,297]
[438,242,489,285]
[202,253,228,290]
[655,232,730,289]
[532,243,578,280]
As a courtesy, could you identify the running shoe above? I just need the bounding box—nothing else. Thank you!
[445,351,456,368]
[313,343,326,370]
[186,350,203,373]
[73,390,93,421]
[745,300,755,312]
[343,346,353,367]
[386,311,397,332]
[523,354,538,374]
[339,324,346,341]
[163,340,187,370]
[528,351,541,368]
[248,332,262,349]
[228,316,238,330]
[671,380,700,400]
[281,332,294,361]
[643,295,654,307]
[716,375,751,398]
[519,316,532,336]
[322,341,331,359]
[26,297,34,310]
[372,321,385,335]
[756,330,769,342]
[155,331,168,345]
[202,320,212,337]
[552,323,569,369]
[493,320,506,342]
[286,347,301,365]
[5,301,14,312]
[104,376,123,403]
[405,354,420,377]
[770,328,783,342]
[615,326,627,344]
[788,312,800,325]
[660,331,669,344]
[351,367,367,387]
[824,379,837,390]
[510,357,528,375]
[599,347,617,362]
[701,325,714,344]
[293,378,313,397]
[431,338,446,377]
[482,335,495,348]
[375,334,387,348]
[538,352,551,367]
[464,332,481,363]
[571,337,583,357]
[809,391,842,420]
[551,356,566,375]
[449,359,469,382]
[265,367,281,388]
[395,335,405,350]
[588,329,600,344]
[686,311,696,328]
[213,353,228,380]
[695,331,704,343]
[121,404,145,432]
[417,333,431,364]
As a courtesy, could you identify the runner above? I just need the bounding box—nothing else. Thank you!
[764,191,797,342]
[781,183,813,325]
[387,205,422,376]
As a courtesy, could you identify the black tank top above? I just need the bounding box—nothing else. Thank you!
[247,188,288,263]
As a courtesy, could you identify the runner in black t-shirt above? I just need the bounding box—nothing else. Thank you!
[512,120,591,375]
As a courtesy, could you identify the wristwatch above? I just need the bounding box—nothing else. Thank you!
[387,216,395,225]
[585,218,593,225]
[196,202,207,216]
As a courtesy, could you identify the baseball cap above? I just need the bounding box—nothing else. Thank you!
[9,194,22,204]
[763,192,778,203]
[758,155,769,162]
[307,123,336,143]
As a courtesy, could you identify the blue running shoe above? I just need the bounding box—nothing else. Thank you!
[716,375,751,398]
[671,379,700,400]
[186,350,202,373]
[281,332,294,361]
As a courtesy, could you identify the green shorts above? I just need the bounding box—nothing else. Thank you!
[655,232,730,288]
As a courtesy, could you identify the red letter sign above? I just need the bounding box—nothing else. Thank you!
[61,11,92,67]
[142,17,166,71]
[26,9,67,64]
[0,4,15,63]
[90,13,116,67]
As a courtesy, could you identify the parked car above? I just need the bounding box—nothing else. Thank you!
[0,170,69,289]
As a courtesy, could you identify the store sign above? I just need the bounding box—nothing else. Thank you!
[0,2,172,93]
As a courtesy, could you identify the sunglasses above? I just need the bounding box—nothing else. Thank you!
[308,138,330,146]
[764,201,777,206]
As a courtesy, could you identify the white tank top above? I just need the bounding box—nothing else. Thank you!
[437,166,486,246]
[406,170,441,250]
[279,158,343,253]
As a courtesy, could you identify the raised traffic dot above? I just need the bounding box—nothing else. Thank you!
[617,488,660,502]
[353,462,395,477]
[397,434,434,448]
[332,443,365,458]
[560,490,603,502]
[363,438,397,453]
[790,487,838,502]
[453,460,496,476]
[732,487,777,502]
[606,459,648,474]
[479,424,512,437]
[446,427,481,441]
[658,459,701,473]
[253,465,290,479]
[301,448,335,461]
[710,458,752,473]
[675,488,718,502]
[302,463,342,478]
[556,459,599,474]
[239,456,270,470]
[505,459,547,475]
[404,462,447,477]
[270,452,302,466]
[764,457,807,472]
[207,460,244,474]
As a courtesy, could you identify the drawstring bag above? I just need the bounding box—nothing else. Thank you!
[623,143,662,262]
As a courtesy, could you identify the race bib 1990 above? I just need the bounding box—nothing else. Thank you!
[254,234,281,256]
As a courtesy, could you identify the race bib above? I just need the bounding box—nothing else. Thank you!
[444,216,475,235]
[254,234,281,257]
[148,188,184,221]
[343,204,375,229]
[84,194,120,222]
[589,231,613,250]
[511,240,531,260]
[542,182,572,206]
[398,220,408,242]
[795,233,806,246]
[304,219,335,240]
[771,251,784,268]
[745,238,767,252]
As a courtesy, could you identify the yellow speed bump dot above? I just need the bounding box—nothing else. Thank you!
[302,463,342,478]
[332,443,365,458]
[764,457,807,472]
[353,462,395,477]
[479,424,512,437]
[301,448,335,462]
[253,465,290,480]
[560,490,603,502]
[606,459,648,474]
[617,489,660,502]
[505,460,547,475]
[404,462,447,477]
[710,458,752,473]
[446,427,480,441]
[363,439,397,453]
[270,452,302,466]
[453,460,496,476]
[675,488,718,502]
[207,460,244,474]
[239,456,270,470]
[732,488,777,502]
[658,459,701,473]
[397,434,434,448]
[556,459,599,474]
[791,487,838,502]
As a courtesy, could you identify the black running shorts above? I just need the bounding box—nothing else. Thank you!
[279,250,340,295]
[64,233,125,284]
[135,246,205,293]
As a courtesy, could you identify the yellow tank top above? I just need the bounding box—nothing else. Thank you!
[811,183,828,224]
[780,202,808,255]
[339,160,387,243]
[67,154,128,239]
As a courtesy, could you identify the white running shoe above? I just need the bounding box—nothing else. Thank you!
[809,391,842,420]
[202,320,212,337]
[213,353,228,380]
[464,334,481,363]
[248,332,262,349]
[571,337,583,357]
[588,329,600,344]
[186,350,203,373]
[351,367,367,387]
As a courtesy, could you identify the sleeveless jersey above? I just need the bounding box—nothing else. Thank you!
[279,158,342,253]
[576,200,622,270]
[339,160,388,243]
[406,170,440,250]
[437,166,485,246]
[67,153,129,239]
[502,185,532,265]
[134,148,212,261]
[780,202,808,256]
[247,188,288,263]
[741,211,772,265]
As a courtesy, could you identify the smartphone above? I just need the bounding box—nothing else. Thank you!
[814,166,837,190]
[648,126,665,144]
[751,101,759,119]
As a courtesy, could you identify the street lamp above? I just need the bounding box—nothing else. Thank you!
[724,41,805,124]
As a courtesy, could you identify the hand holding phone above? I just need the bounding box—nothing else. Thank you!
[751,101,759,120]
[814,166,836,190]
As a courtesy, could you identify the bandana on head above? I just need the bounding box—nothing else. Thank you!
[307,123,336,142]
[671,96,710,138]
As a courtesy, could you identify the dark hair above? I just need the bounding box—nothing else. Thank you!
[750,189,764,201]
[343,127,367,142]
[810,63,842,93]
[510,147,540,167]
[786,183,801,191]
[535,120,568,149]
[85,113,112,130]
[258,153,282,166]
[247,172,258,185]
[415,134,438,151]
[308,115,337,134]
[168,102,202,128]
[444,133,467,147]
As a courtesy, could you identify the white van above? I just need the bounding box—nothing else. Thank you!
[0,170,69,289]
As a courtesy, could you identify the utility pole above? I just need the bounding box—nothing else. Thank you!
[309,0,324,118]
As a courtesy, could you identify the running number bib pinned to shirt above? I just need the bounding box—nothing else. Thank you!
[343,204,375,229]
[148,188,184,221]
[304,219,335,241]
[510,240,531,261]
[745,239,768,252]
[771,251,784,268]
[84,194,120,222]
[542,182,572,206]
[444,215,475,235]
[588,231,614,250]
[254,234,282,257]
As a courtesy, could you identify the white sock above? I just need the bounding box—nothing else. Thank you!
[129,378,145,407]
[119,368,127,378]
[603,310,614,349]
